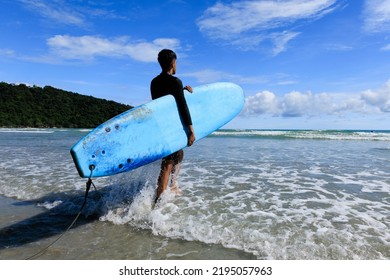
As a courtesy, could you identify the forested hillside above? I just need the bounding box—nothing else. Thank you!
[0,82,133,128]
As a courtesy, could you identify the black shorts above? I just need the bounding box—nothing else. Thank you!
[163,149,183,164]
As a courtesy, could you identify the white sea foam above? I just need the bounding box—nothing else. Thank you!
[212,129,390,141]
[37,200,63,209]
[96,156,389,259]
[0,128,55,133]
[1,129,389,259]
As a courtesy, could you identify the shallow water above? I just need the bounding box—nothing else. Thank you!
[0,129,389,259]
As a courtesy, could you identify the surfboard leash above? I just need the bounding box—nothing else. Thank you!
[26,167,97,260]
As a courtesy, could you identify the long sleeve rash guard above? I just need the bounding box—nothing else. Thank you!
[150,72,193,126]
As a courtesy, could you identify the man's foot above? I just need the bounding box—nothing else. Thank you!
[171,184,183,195]
[152,196,161,210]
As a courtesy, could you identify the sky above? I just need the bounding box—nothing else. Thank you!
[1,0,390,130]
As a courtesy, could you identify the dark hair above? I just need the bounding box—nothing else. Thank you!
[157,49,177,70]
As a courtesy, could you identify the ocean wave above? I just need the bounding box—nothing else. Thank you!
[211,129,390,141]
[0,128,92,134]
[0,128,56,134]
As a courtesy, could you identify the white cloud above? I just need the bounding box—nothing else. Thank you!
[363,0,390,33]
[197,0,340,54]
[46,35,181,62]
[243,91,279,115]
[19,0,128,27]
[242,80,390,118]
[182,69,229,84]
[198,0,338,35]
[0,49,15,57]
[270,31,300,56]
[281,91,313,117]
[182,69,269,84]
[19,0,85,26]
[381,44,390,51]
[324,43,354,51]
[361,80,390,112]
[183,69,300,86]
[243,90,339,117]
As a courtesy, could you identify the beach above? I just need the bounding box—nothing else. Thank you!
[0,128,389,259]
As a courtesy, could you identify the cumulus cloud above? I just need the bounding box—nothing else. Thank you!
[244,91,279,115]
[243,90,333,117]
[46,35,181,62]
[363,0,390,33]
[242,80,390,118]
[361,80,390,112]
[197,0,340,55]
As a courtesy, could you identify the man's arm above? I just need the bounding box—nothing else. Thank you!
[174,78,195,146]
[184,85,193,93]
[174,79,193,126]
[187,125,195,146]
[183,85,195,145]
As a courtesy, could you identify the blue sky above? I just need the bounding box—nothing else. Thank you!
[1,0,390,129]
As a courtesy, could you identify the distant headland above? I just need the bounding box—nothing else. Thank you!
[0,82,133,128]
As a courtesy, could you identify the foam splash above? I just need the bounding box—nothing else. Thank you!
[212,129,390,141]
[1,129,388,259]
[95,153,390,259]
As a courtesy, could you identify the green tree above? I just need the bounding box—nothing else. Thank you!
[0,82,133,128]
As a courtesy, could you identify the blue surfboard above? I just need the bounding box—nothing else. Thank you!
[70,82,244,178]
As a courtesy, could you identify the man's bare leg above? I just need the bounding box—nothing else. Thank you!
[155,159,173,203]
[171,150,183,195]
[170,162,182,195]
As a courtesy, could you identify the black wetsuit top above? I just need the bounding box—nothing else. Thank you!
[150,72,192,126]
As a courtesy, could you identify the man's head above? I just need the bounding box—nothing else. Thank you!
[158,49,177,74]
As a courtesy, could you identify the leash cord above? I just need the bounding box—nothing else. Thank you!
[26,170,96,260]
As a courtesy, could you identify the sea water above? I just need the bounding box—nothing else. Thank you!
[0,128,389,259]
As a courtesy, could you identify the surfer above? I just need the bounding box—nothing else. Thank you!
[151,49,196,204]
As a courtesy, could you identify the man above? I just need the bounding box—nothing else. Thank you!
[150,49,196,203]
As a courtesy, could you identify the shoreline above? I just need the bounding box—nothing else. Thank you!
[0,194,257,260]
[0,195,45,228]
